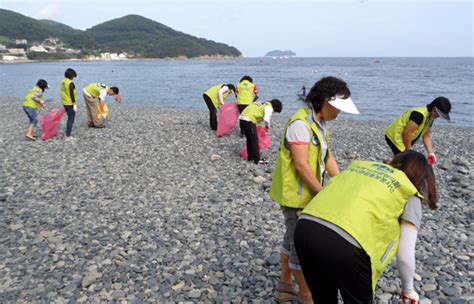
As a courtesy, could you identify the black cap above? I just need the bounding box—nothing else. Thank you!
[431,97,451,121]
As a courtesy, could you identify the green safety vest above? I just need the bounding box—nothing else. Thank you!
[85,82,109,99]
[23,85,43,109]
[241,101,271,124]
[236,80,255,105]
[385,106,433,152]
[269,107,330,208]
[302,160,421,291]
[205,84,229,109]
[61,78,77,106]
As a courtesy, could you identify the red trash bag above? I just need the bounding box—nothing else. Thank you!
[37,107,66,141]
[216,102,239,137]
[240,125,272,160]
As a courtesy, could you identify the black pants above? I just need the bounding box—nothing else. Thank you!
[294,219,373,304]
[203,94,217,131]
[64,105,75,137]
[241,120,260,163]
[237,105,248,135]
[385,135,401,155]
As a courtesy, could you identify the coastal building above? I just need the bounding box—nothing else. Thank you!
[30,45,48,53]
[64,48,81,54]
[2,55,26,61]
[7,48,26,55]
[0,44,6,51]
[15,39,27,45]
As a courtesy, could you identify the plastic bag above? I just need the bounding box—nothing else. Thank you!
[98,100,109,120]
[216,102,239,137]
[37,107,66,141]
[240,125,272,160]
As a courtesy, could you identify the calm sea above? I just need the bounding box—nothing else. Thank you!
[1,57,472,127]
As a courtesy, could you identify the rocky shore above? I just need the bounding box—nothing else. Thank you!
[0,97,472,303]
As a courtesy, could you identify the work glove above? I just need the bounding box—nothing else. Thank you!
[73,104,78,112]
[427,153,437,166]
[115,95,122,103]
[401,289,419,304]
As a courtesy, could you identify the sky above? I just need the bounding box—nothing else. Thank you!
[1,0,473,57]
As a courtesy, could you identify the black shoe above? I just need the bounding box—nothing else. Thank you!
[93,124,106,129]
[257,158,269,164]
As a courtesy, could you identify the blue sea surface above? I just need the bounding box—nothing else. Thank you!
[1,57,472,127]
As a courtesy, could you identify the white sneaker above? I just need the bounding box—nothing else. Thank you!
[65,136,77,142]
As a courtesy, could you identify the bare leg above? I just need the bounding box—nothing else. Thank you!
[292,269,313,303]
[280,253,292,284]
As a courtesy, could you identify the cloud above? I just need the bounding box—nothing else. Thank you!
[38,3,61,19]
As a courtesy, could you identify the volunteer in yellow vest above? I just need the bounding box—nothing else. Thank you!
[61,68,78,140]
[294,151,438,303]
[384,97,451,165]
[22,79,49,140]
[239,99,282,164]
[202,84,236,130]
[83,82,120,128]
[236,76,259,136]
[269,76,359,303]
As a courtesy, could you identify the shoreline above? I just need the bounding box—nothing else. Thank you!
[1,96,472,302]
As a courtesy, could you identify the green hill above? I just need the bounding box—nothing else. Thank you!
[0,9,96,49]
[86,14,241,58]
[0,9,241,58]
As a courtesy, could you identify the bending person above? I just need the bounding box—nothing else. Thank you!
[83,82,120,128]
[22,79,49,140]
[384,97,451,165]
[294,150,437,303]
[269,76,359,303]
[239,99,282,164]
[202,84,236,131]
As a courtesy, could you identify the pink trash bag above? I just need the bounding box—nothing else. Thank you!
[37,107,66,141]
[216,102,239,137]
[240,125,272,160]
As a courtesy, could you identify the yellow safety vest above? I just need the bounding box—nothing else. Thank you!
[269,107,330,208]
[205,84,229,109]
[302,160,421,291]
[61,78,77,106]
[85,82,109,99]
[241,101,270,124]
[236,80,255,105]
[23,85,43,109]
[385,106,433,152]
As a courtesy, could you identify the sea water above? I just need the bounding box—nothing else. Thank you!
[0,57,472,127]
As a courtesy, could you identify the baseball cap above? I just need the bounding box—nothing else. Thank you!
[328,95,360,114]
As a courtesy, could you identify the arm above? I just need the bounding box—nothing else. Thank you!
[326,153,340,177]
[291,144,323,193]
[402,121,419,151]
[263,105,273,127]
[32,89,45,106]
[397,220,418,294]
[69,82,76,104]
[218,86,228,105]
[422,128,433,154]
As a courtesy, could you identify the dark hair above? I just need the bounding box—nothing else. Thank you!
[389,150,438,209]
[240,76,253,83]
[64,68,77,79]
[226,84,236,93]
[427,96,451,113]
[110,87,119,95]
[305,76,351,112]
[270,99,282,113]
[36,79,48,91]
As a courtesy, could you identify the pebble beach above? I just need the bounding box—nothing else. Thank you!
[0,97,472,303]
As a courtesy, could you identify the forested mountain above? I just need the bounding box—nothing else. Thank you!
[0,9,241,58]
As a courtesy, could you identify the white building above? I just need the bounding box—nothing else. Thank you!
[15,39,28,45]
[8,48,26,55]
[30,45,48,53]
[0,44,6,51]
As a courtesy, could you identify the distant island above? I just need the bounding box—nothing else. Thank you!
[264,50,296,58]
[0,9,241,62]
